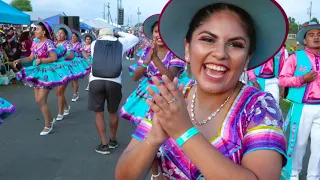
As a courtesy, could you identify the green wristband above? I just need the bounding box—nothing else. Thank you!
[176,127,199,147]
[142,63,148,68]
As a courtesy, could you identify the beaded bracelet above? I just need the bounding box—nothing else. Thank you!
[176,127,199,147]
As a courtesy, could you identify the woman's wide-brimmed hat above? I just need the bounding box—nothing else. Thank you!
[296,21,320,45]
[158,0,288,69]
[53,24,72,40]
[70,28,82,41]
[81,33,96,42]
[143,14,160,40]
[37,18,54,40]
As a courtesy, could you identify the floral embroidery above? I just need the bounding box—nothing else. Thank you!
[43,75,48,82]
[66,41,74,51]
[288,122,297,157]
[249,93,283,127]
[264,117,278,126]
[33,40,56,59]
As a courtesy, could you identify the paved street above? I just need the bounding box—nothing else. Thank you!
[0,58,138,180]
[0,58,310,180]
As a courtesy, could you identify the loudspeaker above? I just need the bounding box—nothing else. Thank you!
[68,16,80,31]
[60,16,68,25]
[59,16,80,31]
[118,9,124,25]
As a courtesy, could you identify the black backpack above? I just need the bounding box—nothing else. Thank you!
[92,40,123,78]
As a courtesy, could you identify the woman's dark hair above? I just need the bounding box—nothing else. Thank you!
[37,22,50,39]
[59,28,68,37]
[29,31,35,37]
[185,3,256,54]
[151,21,158,33]
[20,31,30,42]
[85,35,92,41]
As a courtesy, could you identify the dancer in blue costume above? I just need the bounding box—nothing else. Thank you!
[81,33,95,91]
[52,24,76,121]
[70,29,90,102]
[81,33,95,65]
[0,98,15,125]
[120,14,191,126]
[14,19,70,135]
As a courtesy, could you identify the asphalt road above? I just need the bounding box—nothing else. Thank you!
[0,58,139,180]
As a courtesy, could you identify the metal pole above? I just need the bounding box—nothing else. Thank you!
[103,3,106,20]
[310,1,312,21]
[137,7,141,25]
[107,2,110,23]
[307,1,312,22]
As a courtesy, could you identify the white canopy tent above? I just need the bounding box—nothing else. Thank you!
[94,18,121,28]
[80,18,121,30]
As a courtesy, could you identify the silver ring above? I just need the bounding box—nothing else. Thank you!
[167,98,176,104]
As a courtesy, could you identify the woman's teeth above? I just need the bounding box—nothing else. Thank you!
[204,64,227,79]
[205,64,227,72]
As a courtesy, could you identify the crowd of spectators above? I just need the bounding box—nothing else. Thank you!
[0,26,33,75]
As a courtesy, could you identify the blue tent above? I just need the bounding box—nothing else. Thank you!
[33,14,61,27]
[44,14,62,27]
[0,1,31,25]
[80,22,94,30]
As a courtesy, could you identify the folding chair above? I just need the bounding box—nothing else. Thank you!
[0,56,10,75]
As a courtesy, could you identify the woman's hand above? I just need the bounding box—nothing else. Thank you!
[144,50,153,65]
[303,70,317,83]
[144,41,156,65]
[13,59,21,67]
[146,75,193,140]
[147,113,169,147]
[151,39,159,61]
[36,58,42,66]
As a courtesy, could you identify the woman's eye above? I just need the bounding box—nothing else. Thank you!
[200,37,215,43]
[228,42,244,48]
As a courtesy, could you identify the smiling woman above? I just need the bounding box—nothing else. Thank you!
[115,0,288,180]
[184,3,255,94]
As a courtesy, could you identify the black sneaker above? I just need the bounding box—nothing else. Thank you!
[95,144,110,155]
[108,139,119,149]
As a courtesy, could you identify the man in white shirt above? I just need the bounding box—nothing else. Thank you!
[88,28,139,155]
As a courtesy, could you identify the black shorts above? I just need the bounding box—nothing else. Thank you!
[88,80,122,113]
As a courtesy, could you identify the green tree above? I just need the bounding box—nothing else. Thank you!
[288,17,299,34]
[10,0,32,11]
[302,18,319,27]
[310,17,319,24]
[134,23,143,28]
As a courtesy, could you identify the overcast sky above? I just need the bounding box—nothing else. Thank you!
[3,0,320,25]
